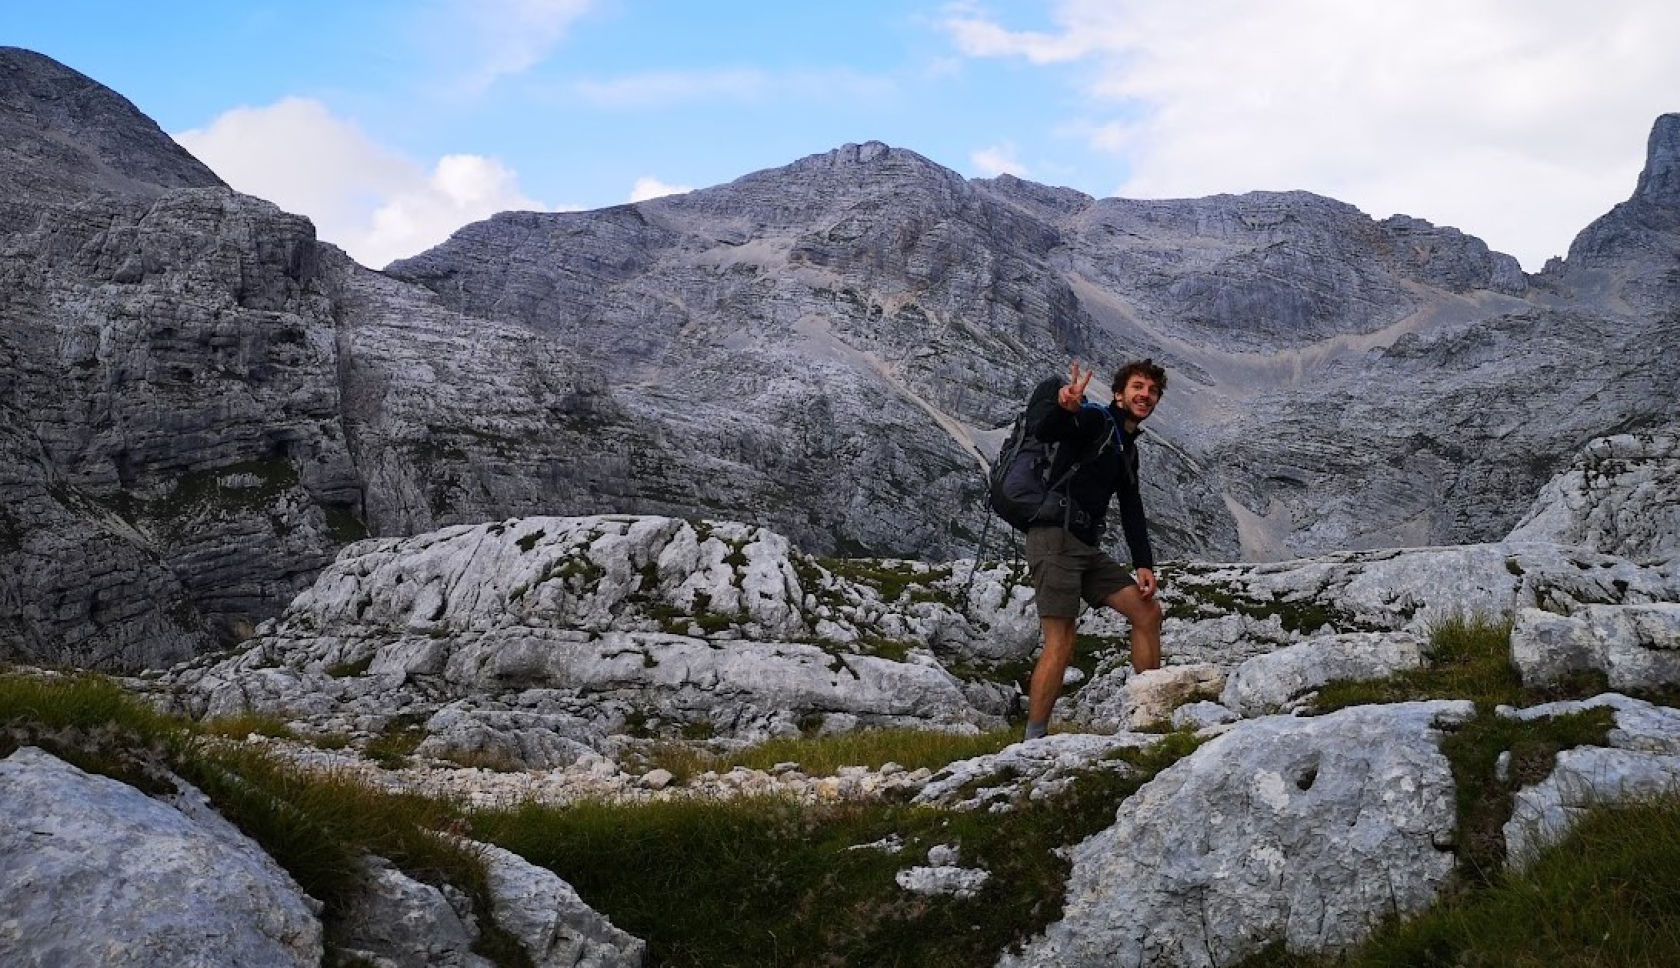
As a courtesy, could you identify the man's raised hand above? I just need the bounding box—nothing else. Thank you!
[1060,361,1094,411]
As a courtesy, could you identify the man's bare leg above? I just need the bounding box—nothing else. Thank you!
[1026,615,1077,737]
[1103,585,1164,672]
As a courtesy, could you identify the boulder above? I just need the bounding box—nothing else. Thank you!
[0,747,323,968]
[1220,631,1426,717]
[1002,701,1473,968]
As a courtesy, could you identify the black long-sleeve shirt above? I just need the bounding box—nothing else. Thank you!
[1030,400,1155,569]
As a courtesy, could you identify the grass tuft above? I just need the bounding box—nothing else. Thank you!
[645,726,1023,780]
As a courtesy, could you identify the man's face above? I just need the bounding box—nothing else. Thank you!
[1115,374,1161,422]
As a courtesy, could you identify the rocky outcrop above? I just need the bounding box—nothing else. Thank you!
[149,508,1679,774]
[0,745,646,968]
[1498,694,1680,869]
[0,746,324,968]
[1001,702,1472,968]
[1218,631,1426,717]
[338,847,645,968]
[158,515,1024,746]
[1510,603,1680,691]
[1556,113,1680,311]
[1506,432,1680,560]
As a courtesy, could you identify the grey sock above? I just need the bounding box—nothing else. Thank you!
[1024,720,1048,740]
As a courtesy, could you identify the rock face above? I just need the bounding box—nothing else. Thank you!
[0,47,224,230]
[1506,432,1680,560]
[160,515,1020,746]
[4,44,1680,671]
[0,746,324,968]
[154,505,1680,773]
[1000,702,1472,968]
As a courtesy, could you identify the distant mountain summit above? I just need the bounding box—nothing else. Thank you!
[1,47,1676,670]
[0,46,223,230]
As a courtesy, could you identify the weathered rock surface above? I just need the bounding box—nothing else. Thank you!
[1506,432,1680,560]
[0,746,324,968]
[147,509,1679,770]
[338,854,491,968]
[1219,631,1426,717]
[1000,702,1473,968]
[470,839,647,968]
[1510,603,1680,691]
[914,732,1162,812]
[1499,694,1680,869]
[159,515,1019,745]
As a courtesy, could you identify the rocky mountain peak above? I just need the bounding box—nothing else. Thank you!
[0,47,224,229]
[1562,113,1680,276]
[1634,112,1680,207]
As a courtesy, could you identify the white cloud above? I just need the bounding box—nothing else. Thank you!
[421,0,601,94]
[176,99,545,268]
[972,143,1030,178]
[941,0,1680,270]
[629,177,694,203]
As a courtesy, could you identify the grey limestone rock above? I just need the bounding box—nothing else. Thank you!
[1499,694,1680,870]
[1505,432,1680,560]
[1510,602,1680,692]
[1219,631,1427,718]
[895,865,991,899]
[0,746,323,968]
[162,514,1013,743]
[338,855,492,968]
[1000,701,1474,968]
[470,840,647,968]
[914,731,1162,812]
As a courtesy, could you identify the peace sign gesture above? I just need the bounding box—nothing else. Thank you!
[1059,360,1094,412]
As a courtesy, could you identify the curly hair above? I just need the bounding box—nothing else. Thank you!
[1111,358,1167,395]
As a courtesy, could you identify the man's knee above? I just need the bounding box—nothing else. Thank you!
[1104,585,1156,618]
[1136,596,1163,630]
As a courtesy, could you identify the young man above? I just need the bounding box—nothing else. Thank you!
[1022,358,1166,740]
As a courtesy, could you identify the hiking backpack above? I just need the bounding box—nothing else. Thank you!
[987,377,1108,532]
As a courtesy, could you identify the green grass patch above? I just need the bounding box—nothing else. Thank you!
[1167,568,1381,633]
[364,718,429,769]
[815,558,953,604]
[1442,705,1616,889]
[1310,613,1523,712]
[197,711,299,740]
[326,655,375,678]
[1234,794,1680,968]
[473,731,1203,968]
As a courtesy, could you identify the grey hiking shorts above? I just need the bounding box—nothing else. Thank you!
[1024,526,1137,619]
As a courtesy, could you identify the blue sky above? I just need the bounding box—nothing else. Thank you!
[10,1,1679,271]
